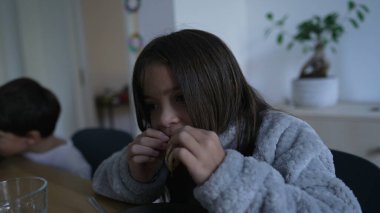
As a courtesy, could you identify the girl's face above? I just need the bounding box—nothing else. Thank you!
[143,64,192,136]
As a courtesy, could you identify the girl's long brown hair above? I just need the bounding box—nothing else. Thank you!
[133,29,271,155]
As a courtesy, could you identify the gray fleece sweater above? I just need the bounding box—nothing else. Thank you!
[92,111,361,212]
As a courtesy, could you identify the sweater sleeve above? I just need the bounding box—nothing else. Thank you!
[92,146,168,204]
[193,112,361,213]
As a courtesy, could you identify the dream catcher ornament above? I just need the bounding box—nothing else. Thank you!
[124,0,144,53]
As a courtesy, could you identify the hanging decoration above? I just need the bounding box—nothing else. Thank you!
[124,0,144,53]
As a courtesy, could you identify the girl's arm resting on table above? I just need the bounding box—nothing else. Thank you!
[194,116,361,213]
[92,146,168,204]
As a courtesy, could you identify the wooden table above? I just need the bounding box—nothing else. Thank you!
[0,156,134,213]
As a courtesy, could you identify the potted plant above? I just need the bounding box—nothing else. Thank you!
[265,0,370,107]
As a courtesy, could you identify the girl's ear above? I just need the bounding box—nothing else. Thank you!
[25,130,42,145]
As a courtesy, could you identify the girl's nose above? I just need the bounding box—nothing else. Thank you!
[158,105,180,129]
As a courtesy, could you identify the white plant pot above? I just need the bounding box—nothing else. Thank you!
[292,77,339,108]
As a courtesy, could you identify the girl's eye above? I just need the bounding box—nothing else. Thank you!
[145,103,158,111]
[175,95,185,103]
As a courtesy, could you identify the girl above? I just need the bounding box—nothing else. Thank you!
[92,29,360,212]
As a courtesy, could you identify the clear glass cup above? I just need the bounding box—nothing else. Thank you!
[0,177,48,213]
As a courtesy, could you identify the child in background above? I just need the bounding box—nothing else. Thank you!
[92,29,360,212]
[0,77,91,179]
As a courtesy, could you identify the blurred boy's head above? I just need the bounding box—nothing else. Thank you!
[0,77,61,156]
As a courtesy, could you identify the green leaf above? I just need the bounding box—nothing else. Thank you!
[331,25,344,42]
[266,12,273,21]
[324,13,338,26]
[360,4,370,13]
[286,42,294,50]
[330,46,337,54]
[276,15,288,26]
[357,11,365,22]
[277,33,284,44]
[332,31,338,42]
[348,0,356,11]
[349,18,359,28]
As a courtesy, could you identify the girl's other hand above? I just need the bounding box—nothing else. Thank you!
[127,128,169,182]
[169,126,225,185]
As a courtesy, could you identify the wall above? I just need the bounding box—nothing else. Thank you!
[173,0,249,74]
[0,0,24,82]
[138,0,175,47]
[0,0,96,138]
[173,0,380,105]
[81,0,129,95]
[81,0,137,134]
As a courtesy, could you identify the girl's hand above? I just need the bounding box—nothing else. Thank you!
[127,128,169,182]
[169,126,226,185]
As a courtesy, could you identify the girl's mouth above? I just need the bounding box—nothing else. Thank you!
[163,127,180,138]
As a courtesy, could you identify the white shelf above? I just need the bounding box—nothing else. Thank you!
[275,102,380,120]
[275,102,380,167]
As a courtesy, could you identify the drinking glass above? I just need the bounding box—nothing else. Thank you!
[0,177,48,213]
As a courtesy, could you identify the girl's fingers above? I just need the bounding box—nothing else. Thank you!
[130,128,169,154]
[132,155,158,163]
[129,143,160,157]
[128,129,170,162]
[168,126,225,184]
[127,129,169,181]
[170,126,219,157]
[169,127,201,157]
[133,128,169,151]
[172,146,198,170]
[143,128,170,141]
[138,136,167,150]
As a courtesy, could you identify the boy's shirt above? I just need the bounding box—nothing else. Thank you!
[23,139,91,179]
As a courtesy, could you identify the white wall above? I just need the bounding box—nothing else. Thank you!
[81,0,129,95]
[173,0,380,105]
[339,0,380,102]
[138,0,175,45]
[173,0,250,75]
[0,0,24,82]
[0,0,96,138]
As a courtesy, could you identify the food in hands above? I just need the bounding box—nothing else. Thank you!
[165,143,179,173]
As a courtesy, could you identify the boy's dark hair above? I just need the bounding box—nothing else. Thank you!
[133,29,271,155]
[0,77,61,137]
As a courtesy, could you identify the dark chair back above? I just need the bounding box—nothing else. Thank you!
[331,149,380,213]
[72,128,133,177]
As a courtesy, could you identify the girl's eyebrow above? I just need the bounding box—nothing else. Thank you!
[162,86,181,95]
[144,86,181,99]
